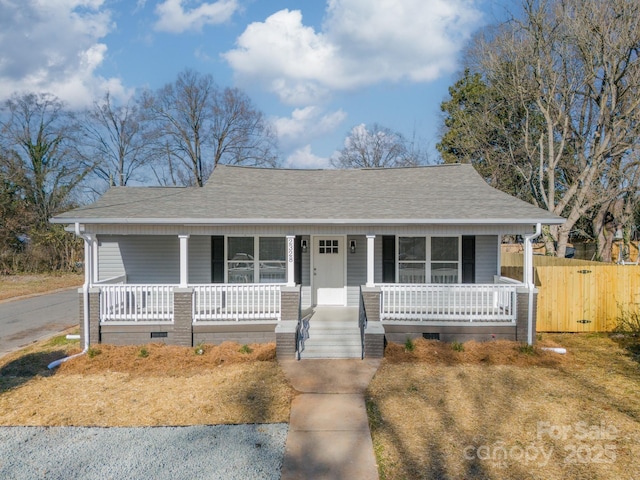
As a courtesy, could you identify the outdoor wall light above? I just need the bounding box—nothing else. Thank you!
[301,239,308,253]
[350,239,356,253]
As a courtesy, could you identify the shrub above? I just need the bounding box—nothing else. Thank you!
[138,347,149,358]
[451,341,465,352]
[239,344,253,354]
[404,337,415,352]
[517,343,536,355]
[87,347,101,359]
[615,303,640,334]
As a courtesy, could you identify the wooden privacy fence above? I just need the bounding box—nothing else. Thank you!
[502,253,640,332]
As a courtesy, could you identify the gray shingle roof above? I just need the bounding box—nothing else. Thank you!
[51,164,564,225]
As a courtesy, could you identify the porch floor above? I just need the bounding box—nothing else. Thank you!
[299,307,361,359]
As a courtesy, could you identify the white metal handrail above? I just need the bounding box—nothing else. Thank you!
[100,285,175,322]
[192,284,283,321]
[379,283,517,322]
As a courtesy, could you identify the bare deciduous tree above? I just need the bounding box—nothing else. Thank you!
[0,92,88,227]
[440,0,640,258]
[82,92,152,188]
[211,87,278,169]
[144,69,278,186]
[333,123,426,169]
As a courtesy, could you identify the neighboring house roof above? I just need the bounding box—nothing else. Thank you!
[51,164,565,225]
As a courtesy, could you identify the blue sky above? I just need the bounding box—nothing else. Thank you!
[0,0,509,170]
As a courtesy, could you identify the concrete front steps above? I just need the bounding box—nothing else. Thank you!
[299,307,363,359]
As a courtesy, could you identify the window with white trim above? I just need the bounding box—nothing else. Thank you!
[398,237,426,283]
[318,239,339,254]
[227,236,287,284]
[396,236,461,284]
[259,237,286,283]
[430,237,459,284]
[227,237,254,283]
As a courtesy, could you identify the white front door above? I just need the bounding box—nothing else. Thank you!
[313,236,346,305]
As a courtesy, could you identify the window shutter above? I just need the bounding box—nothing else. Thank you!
[462,236,476,284]
[211,236,224,283]
[382,235,396,283]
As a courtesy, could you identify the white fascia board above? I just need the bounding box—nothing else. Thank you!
[52,216,566,226]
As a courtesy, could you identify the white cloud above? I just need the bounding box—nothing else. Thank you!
[284,145,332,169]
[0,0,127,108]
[154,0,239,33]
[224,1,483,105]
[274,106,346,150]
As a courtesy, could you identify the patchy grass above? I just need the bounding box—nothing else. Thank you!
[0,336,294,427]
[367,335,640,480]
[0,273,83,301]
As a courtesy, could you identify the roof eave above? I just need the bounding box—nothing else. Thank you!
[50,217,566,226]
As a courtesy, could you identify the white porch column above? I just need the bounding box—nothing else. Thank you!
[497,234,502,280]
[523,223,542,345]
[85,234,95,288]
[179,234,190,288]
[366,234,376,287]
[523,236,532,285]
[286,235,295,287]
[92,238,99,284]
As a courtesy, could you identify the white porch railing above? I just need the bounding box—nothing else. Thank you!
[100,285,175,323]
[379,283,517,322]
[192,284,283,321]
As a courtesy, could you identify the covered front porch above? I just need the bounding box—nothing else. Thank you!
[83,280,528,352]
[73,227,538,355]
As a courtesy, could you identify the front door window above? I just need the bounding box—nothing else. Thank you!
[318,239,339,254]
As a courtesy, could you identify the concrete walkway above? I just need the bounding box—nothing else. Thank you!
[279,358,381,480]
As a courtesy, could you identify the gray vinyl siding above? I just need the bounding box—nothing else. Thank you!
[346,287,360,307]
[97,240,125,281]
[301,286,312,309]
[188,236,211,283]
[95,232,499,287]
[346,235,367,286]
[374,235,383,283]
[301,235,310,286]
[476,235,499,283]
[346,235,367,307]
[97,235,179,284]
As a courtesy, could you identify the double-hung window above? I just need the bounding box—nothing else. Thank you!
[398,237,426,283]
[430,237,459,284]
[397,236,460,284]
[227,236,287,284]
[258,237,286,283]
[227,237,255,283]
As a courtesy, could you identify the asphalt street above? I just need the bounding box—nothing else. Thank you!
[0,289,78,357]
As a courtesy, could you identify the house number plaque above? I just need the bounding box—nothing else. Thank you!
[288,237,294,263]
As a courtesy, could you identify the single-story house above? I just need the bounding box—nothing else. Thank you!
[51,164,565,359]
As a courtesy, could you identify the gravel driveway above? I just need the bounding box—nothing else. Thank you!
[0,424,288,480]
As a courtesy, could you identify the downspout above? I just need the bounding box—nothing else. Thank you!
[48,222,92,369]
[523,223,542,345]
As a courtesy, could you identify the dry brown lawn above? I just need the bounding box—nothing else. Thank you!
[3,327,639,480]
[0,273,83,301]
[367,334,640,480]
[0,334,295,426]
